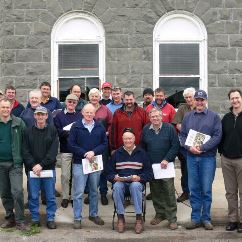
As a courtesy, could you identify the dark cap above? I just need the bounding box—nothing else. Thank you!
[143,88,154,97]
[122,127,135,135]
[194,90,208,100]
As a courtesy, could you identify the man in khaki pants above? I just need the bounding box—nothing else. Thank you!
[219,88,242,233]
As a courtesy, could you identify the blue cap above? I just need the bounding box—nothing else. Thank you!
[194,90,207,100]
[34,106,48,114]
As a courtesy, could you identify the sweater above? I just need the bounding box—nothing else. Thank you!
[54,110,82,153]
[95,104,113,131]
[68,119,108,164]
[106,146,153,184]
[141,122,180,164]
[11,100,25,117]
[23,124,59,171]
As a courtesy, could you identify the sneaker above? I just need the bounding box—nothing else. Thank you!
[186,221,201,230]
[135,218,144,234]
[47,221,57,229]
[169,222,178,230]
[117,215,125,233]
[0,220,16,229]
[150,216,166,225]
[61,199,69,208]
[84,196,89,205]
[31,221,41,227]
[101,194,108,205]
[73,220,82,229]
[146,193,152,200]
[225,222,238,231]
[89,216,104,225]
[177,192,189,203]
[203,221,213,230]
[16,222,31,232]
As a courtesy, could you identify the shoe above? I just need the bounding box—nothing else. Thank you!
[61,199,69,208]
[203,221,213,230]
[55,190,61,197]
[238,223,242,233]
[135,218,144,234]
[169,222,178,230]
[0,220,16,229]
[31,221,41,227]
[47,221,57,229]
[146,193,152,200]
[177,192,189,203]
[16,222,30,232]
[186,221,201,230]
[150,216,166,225]
[117,215,125,233]
[225,222,238,231]
[101,194,108,205]
[73,220,82,229]
[89,216,104,225]
[42,199,46,205]
[84,196,89,205]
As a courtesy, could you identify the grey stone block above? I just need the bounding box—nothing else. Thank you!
[135,21,154,34]
[208,74,218,87]
[16,49,42,62]
[218,74,236,87]
[15,75,39,89]
[26,36,50,49]
[208,48,216,61]
[225,21,240,34]
[129,34,152,48]
[109,0,124,8]
[142,74,153,88]
[110,8,141,21]
[25,10,41,22]
[237,48,242,60]
[4,0,13,10]
[201,9,218,25]
[4,10,25,22]
[160,0,175,11]
[30,0,47,9]
[228,62,242,74]
[184,0,199,12]
[217,47,236,61]
[233,9,242,20]
[230,35,242,47]
[116,49,132,62]
[208,87,231,102]
[13,0,30,9]
[3,63,25,76]
[207,21,225,34]
[3,36,25,49]
[71,0,84,10]
[130,62,152,74]
[40,11,57,26]
[150,0,166,17]
[2,23,14,35]
[106,34,129,48]
[208,34,228,47]
[207,101,221,113]
[194,0,210,17]
[46,0,64,18]
[33,22,51,35]
[208,61,228,74]
[58,0,72,12]
[105,21,124,34]
[141,8,159,25]
[106,61,129,75]
[123,20,135,34]
[14,23,32,35]
[235,75,242,86]
[124,0,149,8]
[106,48,117,61]
[210,0,223,8]
[42,48,50,62]
[26,63,50,75]
[2,50,15,63]
[92,0,109,17]
[176,0,186,10]
[225,0,242,8]
[99,9,113,24]
[115,74,142,89]
[218,9,232,21]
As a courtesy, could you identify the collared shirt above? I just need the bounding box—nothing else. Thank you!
[149,123,162,134]
[64,108,76,115]
[123,145,136,155]
[82,119,95,133]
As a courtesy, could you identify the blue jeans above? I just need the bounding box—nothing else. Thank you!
[179,147,189,193]
[28,170,56,222]
[113,182,143,215]
[72,164,101,220]
[187,155,216,223]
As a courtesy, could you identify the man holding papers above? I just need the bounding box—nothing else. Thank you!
[141,108,179,230]
[54,94,82,208]
[23,106,59,229]
[180,90,222,230]
[68,103,108,229]
[107,128,153,234]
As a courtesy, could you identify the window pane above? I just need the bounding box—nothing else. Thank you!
[59,44,99,77]
[159,77,199,108]
[159,44,199,75]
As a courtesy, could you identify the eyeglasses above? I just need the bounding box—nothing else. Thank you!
[67,100,77,104]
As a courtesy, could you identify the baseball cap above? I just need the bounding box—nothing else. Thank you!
[122,127,135,135]
[66,93,78,101]
[101,82,112,89]
[34,106,48,114]
[194,90,208,100]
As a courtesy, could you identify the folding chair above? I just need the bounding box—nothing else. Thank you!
[112,184,146,230]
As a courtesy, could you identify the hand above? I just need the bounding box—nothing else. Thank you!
[114,174,122,182]
[160,160,168,169]
[132,175,140,182]
[84,151,95,161]
[189,146,202,154]
[32,164,42,176]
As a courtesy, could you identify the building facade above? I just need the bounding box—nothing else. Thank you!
[0,0,242,112]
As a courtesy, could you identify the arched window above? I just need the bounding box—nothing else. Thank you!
[153,11,207,108]
[51,11,105,101]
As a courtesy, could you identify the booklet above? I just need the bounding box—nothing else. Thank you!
[82,155,103,175]
[117,175,133,182]
[185,129,211,147]
[30,170,53,178]
[63,122,74,131]
[152,162,175,179]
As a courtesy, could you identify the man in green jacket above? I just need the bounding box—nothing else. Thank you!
[0,98,28,231]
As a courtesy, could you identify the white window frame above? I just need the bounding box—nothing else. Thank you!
[153,11,207,93]
[51,11,105,98]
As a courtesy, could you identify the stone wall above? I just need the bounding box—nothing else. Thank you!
[0,0,242,113]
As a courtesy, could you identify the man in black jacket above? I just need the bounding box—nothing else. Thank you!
[23,106,59,229]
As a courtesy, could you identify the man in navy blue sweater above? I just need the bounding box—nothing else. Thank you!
[68,103,108,229]
[107,128,152,234]
[180,90,222,230]
[54,94,82,208]
[141,108,179,230]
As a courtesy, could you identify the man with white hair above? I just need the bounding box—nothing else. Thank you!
[172,87,196,203]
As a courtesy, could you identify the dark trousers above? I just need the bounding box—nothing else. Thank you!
[0,162,24,222]
[178,147,189,194]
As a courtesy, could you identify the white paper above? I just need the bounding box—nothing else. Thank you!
[82,155,103,175]
[185,129,211,147]
[152,162,175,179]
[30,170,53,178]
[63,122,74,131]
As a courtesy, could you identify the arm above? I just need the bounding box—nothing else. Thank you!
[54,114,69,138]
[139,152,153,183]
[22,129,35,168]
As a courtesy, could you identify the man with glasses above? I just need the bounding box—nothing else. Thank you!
[54,94,82,208]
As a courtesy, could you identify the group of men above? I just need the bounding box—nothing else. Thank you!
[0,82,242,234]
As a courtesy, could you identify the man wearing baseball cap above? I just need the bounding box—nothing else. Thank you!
[100,82,112,105]
[180,90,222,230]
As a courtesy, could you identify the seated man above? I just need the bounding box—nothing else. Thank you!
[107,128,153,234]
